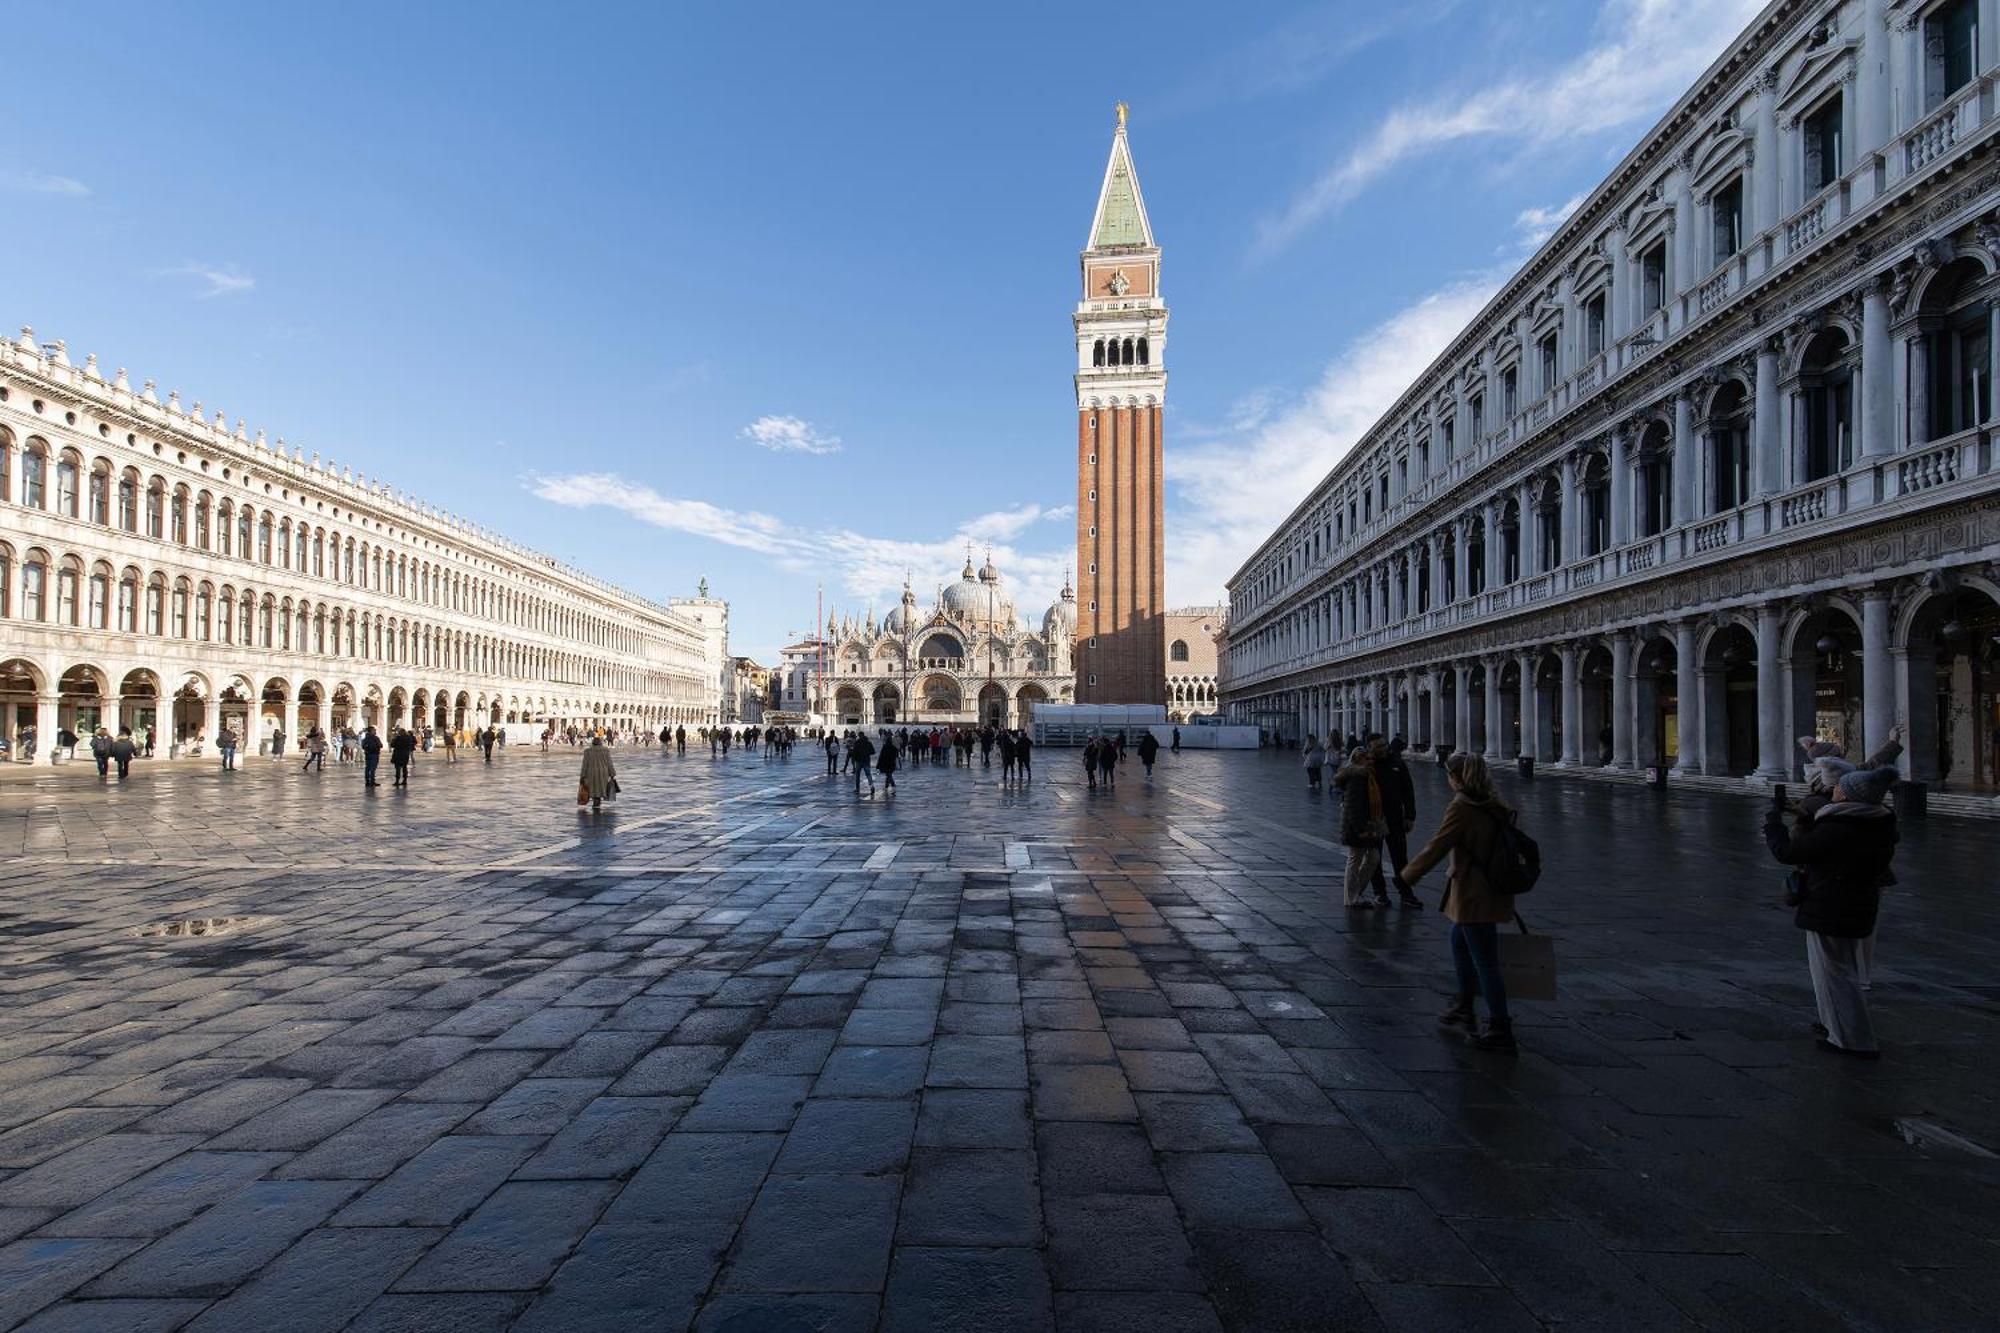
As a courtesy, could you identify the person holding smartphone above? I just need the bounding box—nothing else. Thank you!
[1763,765,1899,1058]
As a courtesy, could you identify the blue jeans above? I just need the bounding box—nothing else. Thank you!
[1450,922,1510,1023]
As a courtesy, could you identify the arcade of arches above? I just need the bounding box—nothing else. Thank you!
[1250,571,2000,794]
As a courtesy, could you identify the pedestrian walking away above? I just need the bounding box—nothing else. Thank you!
[361,725,384,787]
[850,731,876,796]
[877,733,899,794]
[110,727,137,780]
[390,728,417,787]
[1015,730,1032,780]
[1333,746,1386,912]
[1371,736,1423,908]
[1765,763,1898,1058]
[1302,734,1325,791]
[90,727,113,777]
[579,736,618,812]
[823,732,840,776]
[1137,729,1159,779]
[1171,726,1182,754]
[1400,752,1523,1053]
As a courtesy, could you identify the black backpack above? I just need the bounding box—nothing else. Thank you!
[1483,806,1541,895]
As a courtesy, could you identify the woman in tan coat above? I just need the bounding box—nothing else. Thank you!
[1400,752,1519,1052]
[579,736,617,812]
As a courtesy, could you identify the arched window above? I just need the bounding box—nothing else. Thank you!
[1921,258,1990,440]
[55,453,78,517]
[259,595,275,647]
[237,507,253,557]
[1707,381,1751,512]
[1170,639,1190,662]
[1122,338,1135,365]
[257,514,273,564]
[146,479,164,538]
[238,589,254,645]
[196,583,212,641]
[56,558,79,625]
[171,487,189,543]
[117,568,138,633]
[277,520,291,569]
[1797,329,1855,481]
[172,579,190,638]
[87,566,109,629]
[219,587,236,644]
[22,553,46,620]
[145,574,165,635]
[21,443,46,509]
[195,494,211,548]
[1138,337,1149,365]
[1093,339,1106,367]
[119,472,139,531]
[88,465,109,524]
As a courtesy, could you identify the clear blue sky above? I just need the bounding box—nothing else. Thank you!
[2,1,1757,662]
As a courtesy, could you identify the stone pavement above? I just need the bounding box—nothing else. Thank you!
[0,741,1994,1331]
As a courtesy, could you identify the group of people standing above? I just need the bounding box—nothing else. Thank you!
[819,724,1041,797]
[1309,722,1906,1060]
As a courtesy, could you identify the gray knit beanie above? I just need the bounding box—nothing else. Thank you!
[1835,765,1897,807]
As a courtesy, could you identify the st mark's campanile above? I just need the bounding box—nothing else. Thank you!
[1074,103,1167,706]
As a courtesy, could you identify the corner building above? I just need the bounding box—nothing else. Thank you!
[1075,106,1168,706]
[1223,0,2000,805]
[0,332,719,751]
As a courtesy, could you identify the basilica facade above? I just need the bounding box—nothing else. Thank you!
[1222,0,2000,809]
[783,556,1076,728]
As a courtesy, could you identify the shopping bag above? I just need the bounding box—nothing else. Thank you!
[1497,915,1557,1001]
[577,781,590,805]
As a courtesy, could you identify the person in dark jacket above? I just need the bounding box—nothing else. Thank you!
[1333,747,1385,910]
[1016,730,1032,780]
[1137,731,1160,778]
[361,725,384,787]
[1370,736,1423,909]
[1765,764,1898,1057]
[851,732,876,796]
[390,728,417,787]
[1799,729,1903,991]
[110,728,137,779]
[90,727,113,777]
[876,733,899,794]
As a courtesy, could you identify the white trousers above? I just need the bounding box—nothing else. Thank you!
[1807,932,1877,1052]
[1342,845,1381,905]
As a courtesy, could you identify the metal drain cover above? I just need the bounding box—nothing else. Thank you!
[136,916,266,939]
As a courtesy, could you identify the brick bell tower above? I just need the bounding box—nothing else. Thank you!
[1075,102,1167,706]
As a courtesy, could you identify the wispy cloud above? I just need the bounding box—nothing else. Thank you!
[1156,4,1451,115]
[159,262,255,299]
[741,414,841,455]
[0,170,89,197]
[1166,273,1505,603]
[527,474,1074,626]
[1252,0,1761,256]
[1512,192,1588,248]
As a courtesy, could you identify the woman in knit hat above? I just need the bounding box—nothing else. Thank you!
[1764,764,1899,1057]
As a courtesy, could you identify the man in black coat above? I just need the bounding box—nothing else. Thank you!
[1764,764,1898,1057]
[1369,735,1423,908]
[390,727,417,787]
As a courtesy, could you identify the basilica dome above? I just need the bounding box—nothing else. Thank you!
[1043,574,1077,638]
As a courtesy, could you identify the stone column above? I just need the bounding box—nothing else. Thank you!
[1609,632,1635,769]
[1672,391,1695,526]
[1482,500,1501,592]
[1754,338,1782,495]
[1451,521,1470,603]
[36,694,59,764]
[1428,674,1446,752]
[1452,662,1472,753]
[1856,0,1891,163]
[1755,604,1788,779]
[105,694,125,735]
[1609,430,1631,550]
[1905,333,1929,448]
[1861,280,1894,458]
[1516,652,1538,762]
[204,694,222,748]
[1673,619,1701,775]
[1560,453,1581,565]
[1560,645,1581,765]
[1518,479,1538,576]
[1860,587,1896,760]
[282,693,301,755]
[1753,66,1780,235]
[1482,661,1503,761]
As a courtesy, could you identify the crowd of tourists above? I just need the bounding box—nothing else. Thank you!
[1303,722,1903,1061]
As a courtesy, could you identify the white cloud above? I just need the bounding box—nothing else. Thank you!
[160,262,255,299]
[1253,0,1762,255]
[526,474,1075,629]
[0,170,89,197]
[1513,193,1587,247]
[1166,273,1505,604]
[741,414,842,455]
